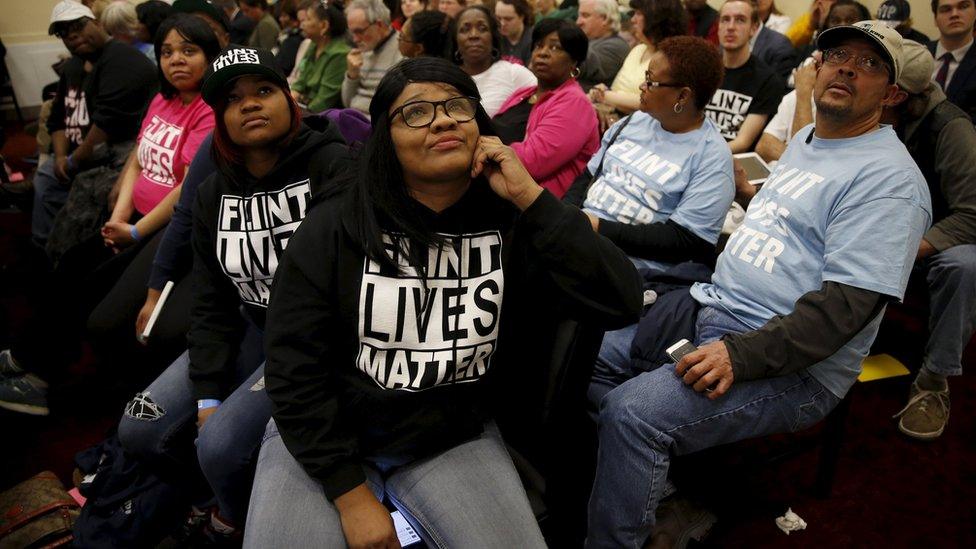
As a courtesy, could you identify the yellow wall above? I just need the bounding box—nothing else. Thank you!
[708,0,939,39]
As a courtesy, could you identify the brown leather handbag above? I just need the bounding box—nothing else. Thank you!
[0,471,80,548]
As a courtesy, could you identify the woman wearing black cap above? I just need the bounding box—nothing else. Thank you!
[117,47,352,543]
[244,56,640,548]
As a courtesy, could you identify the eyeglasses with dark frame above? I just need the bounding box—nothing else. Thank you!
[821,48,891,76]
[389,97,480,128]
[643,71,685,90]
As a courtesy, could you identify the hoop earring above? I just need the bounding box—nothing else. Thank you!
[570,66,581,79]
[454,49,463,63]
[673,101,684,114]
[491,48,500,60]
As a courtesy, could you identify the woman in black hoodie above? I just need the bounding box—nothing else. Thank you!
[117,47,351,543]
[245,57,642,548]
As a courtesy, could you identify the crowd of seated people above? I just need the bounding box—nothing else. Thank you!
[1,0,974,547]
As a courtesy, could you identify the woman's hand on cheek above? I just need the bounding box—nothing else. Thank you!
[471,136,543,211]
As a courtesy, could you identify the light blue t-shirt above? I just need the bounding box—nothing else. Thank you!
[583,112,734,273]
[691,124,932,398]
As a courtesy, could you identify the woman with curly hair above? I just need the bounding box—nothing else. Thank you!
[589,0,686,116]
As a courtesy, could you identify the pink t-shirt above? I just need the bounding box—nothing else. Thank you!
[132,93,214,215]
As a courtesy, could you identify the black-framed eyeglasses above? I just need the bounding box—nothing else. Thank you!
[643,71,684,90]
[54,18,90,39]
[389,97,479,128]
[822,48,891,76]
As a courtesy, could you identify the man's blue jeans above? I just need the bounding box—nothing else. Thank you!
[922,244,976,377]
[244,420,547,548]
[32,158,69,246]
[585,306,840,548]
[118,345,269,526]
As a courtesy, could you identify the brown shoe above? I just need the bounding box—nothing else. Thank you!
[645,496,716,549]
[894,382,950,440]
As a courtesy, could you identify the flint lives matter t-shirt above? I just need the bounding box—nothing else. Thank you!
[583,112,734,273]
[704,55,783,142]
[691,125,932,398]
[132,94,214,215]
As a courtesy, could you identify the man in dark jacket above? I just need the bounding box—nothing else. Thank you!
[883,41,976,440]
[929,0,976,118]
[31,1,157,247]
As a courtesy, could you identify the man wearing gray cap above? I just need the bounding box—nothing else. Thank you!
[883,41,976,440]
[586,21,931,548]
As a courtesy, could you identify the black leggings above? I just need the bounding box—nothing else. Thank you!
[87,230,191,385]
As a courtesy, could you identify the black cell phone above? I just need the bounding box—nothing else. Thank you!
[666,339,698,363]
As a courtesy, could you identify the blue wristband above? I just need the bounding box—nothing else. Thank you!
[197,399,222,410]
[130,224,141,241]
[66,154,76,171]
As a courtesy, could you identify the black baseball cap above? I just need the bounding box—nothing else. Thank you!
[172,0,230,31]
[202,47,290,106]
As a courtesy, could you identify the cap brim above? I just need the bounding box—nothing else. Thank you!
[201,64,289,106]
[817,26,897,82]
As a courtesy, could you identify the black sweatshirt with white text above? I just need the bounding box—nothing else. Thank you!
[264,182,643,500]
[187,118,352,401]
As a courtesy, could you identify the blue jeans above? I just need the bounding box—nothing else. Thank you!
[585,306,840,548]
[118,345,269,525]
[923,244,976,377]
[32,158,69,246]
[244,420,546,548]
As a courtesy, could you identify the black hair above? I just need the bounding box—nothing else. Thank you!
[451,5,503,64]
[407,9,451,58]
[154,14,222,99]
[531,18,588,66]
[629,0,688,45]
[307,0,348,37]
[497,0,535,27]
[137,0,175,40]
[827,0,872,26]
[239,0,270,9]
[353,57,495,273]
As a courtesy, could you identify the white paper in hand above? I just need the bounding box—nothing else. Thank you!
[391,510,422,546]
[139,280,175,344]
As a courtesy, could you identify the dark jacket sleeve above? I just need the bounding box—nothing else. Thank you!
[47,73,69,135]
[149,133,214,290]
[186,179,247,401]
[925,117,976,250]
[90,45,157,141]
[723,281,887,381]
[519,190,643,329]
[562,168,593,207]
[264,209,366,501]
[597,218,715,265]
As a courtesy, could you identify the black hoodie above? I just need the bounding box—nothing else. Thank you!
[264,181,643,501]
[188,117,352,401]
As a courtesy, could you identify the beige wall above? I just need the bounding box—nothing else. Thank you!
[0,0,153,45]
[708,0,940,40]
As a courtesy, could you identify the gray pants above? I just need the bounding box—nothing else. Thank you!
[244,420,546,548]
[923,243,976,377]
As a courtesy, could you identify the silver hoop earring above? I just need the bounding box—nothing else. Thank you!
[673,102,684,114]
[454,49,463,63]
[570,66,581,79]
[491,47,500,60]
